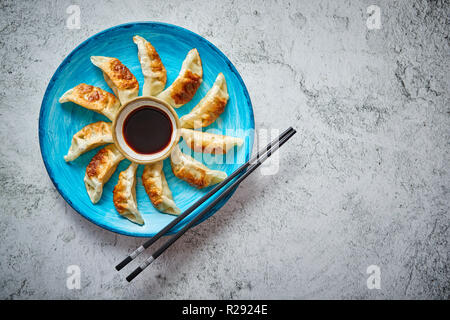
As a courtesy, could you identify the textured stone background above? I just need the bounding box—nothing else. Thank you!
[0,0,448,299]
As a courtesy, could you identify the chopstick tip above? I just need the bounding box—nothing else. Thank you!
[126,267,142,282]
[115,256,132,271]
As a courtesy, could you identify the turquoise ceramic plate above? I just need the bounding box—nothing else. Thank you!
[39,22,254,237]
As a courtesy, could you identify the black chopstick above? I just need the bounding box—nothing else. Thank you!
[115,126,295,271]
[125,128,296,282]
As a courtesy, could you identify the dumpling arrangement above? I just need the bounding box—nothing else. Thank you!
[59,35,244,226]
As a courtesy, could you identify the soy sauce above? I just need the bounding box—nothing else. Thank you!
[123,106,172,154]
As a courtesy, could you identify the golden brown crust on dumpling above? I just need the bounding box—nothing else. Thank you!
[170,70,202,105]
[199,95,227,127]
[90,56,139,104]
[64,121,113,162]
[180,73,228,129]
[170,145,227,189]
[77,121,112,140]
[112,163,143,225]
[86,148,108,178]
[180,96,226,129]
[107,59,139,90]
[79,83,106,101]
[84,144,124,203]
[145,42,166,80]
[142,166,163,206]
[157,49,202,108]
[86,144,121,180]
[141,162,180,215]
[113,181,129,214]
[133,35,167,97]
[113,170,133,214]
[180,128,243,154]
[172,163,210,188]
[59,83,121,120]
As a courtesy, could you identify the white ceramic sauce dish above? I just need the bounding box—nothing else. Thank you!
[112,96,181,164]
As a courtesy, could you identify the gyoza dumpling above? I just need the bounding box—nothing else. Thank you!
[59,83,121,120]
[142,161,181,215]
[157,49,202,108]
[113,163,144,225]
[65,121,113,162]
[180,128,243,154]
[84,144,124,203]
[133,35,166,97]
[90,56,139,104]
[180,73,228,128]
[170,145,227,189]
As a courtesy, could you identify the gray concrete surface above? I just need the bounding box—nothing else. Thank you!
[0,0,449,299]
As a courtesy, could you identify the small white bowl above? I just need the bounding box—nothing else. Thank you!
[112,96,181,164]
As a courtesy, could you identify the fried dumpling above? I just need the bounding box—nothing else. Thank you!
[90,56,139,104]
[84,144,125,203]
[180,73,228,128]
[59,83,121,120]
[133,35,167,97]
[180,128,243,154]
[157,49,202,108]
[170,145,227,189]
[142,161,181,215]
[113,163,144,225]
[65,121,113,162]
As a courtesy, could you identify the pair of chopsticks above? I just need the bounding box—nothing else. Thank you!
[116,127,296,282]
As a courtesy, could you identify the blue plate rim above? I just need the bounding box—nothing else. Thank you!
[39,21,254,237]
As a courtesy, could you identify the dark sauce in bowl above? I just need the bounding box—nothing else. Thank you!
[123,106,173,154]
